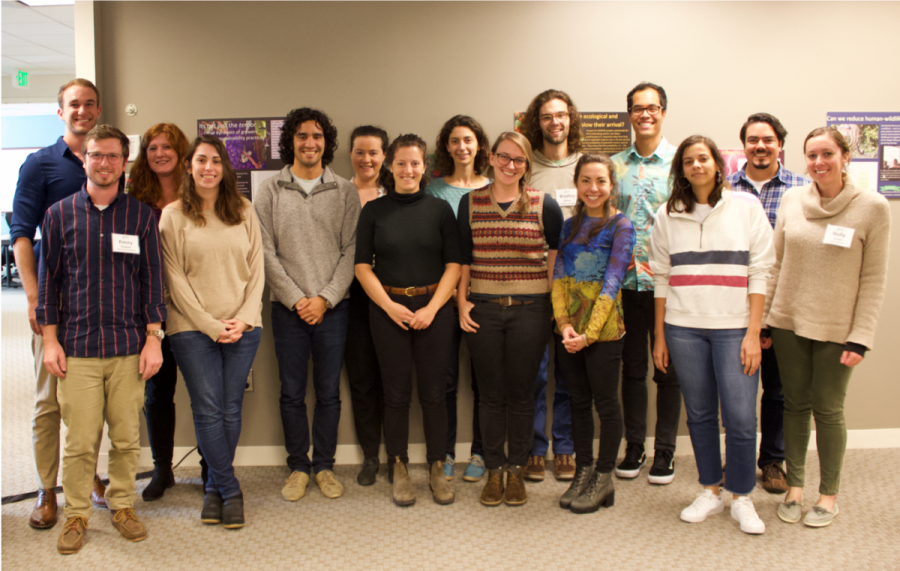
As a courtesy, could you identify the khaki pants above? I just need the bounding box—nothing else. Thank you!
[57,355,144,519]
[32,334,61,490]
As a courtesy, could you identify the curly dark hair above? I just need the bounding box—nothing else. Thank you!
[562,154,619,248]
[521,89,583,156]
[739,112,788,145]
[278,107,338,167]
[626,82,668,112]
[667,135,729,215]
[433,115,490,178]
[378,134,430,192]
[182,135,245,227]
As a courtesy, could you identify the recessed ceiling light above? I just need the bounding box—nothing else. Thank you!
[18,0,75,6]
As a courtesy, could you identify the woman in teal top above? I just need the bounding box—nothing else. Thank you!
[424,115,491,482]
[551,154,635,514]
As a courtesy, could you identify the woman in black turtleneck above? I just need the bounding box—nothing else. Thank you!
[354,134,462,508]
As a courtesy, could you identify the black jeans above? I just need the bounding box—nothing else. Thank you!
[143,334,179,470]
[620,289,681,453]
[369,293,454,465]
[345,278,384,460]
[466,296,551,470]
[444,309,483,459]
[556,335,624,473]
[758,344,785,468]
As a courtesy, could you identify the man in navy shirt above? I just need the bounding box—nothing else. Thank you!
[10,78,107,530]
[38,125,165,554]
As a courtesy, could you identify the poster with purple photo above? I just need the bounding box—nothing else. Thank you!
[197,117,287,201]
[826,112,900,198]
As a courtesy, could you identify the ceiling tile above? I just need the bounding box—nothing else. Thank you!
[1,45,61,57]
[1,2,54,23]
[2,32,37,47]
[15,54,74,64]
[31,5,75,25]
[8,21,73,36]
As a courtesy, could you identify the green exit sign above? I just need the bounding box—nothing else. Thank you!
[13,70,30,89]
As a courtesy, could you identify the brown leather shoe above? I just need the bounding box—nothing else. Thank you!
[29,488,58,529]
[505,465,527,506]
[91,475,107,509]
[524,455,545,481]
[554,454,576,481]
[480,469,504,507]
[57,516,88,554]
[110,508,147,542]
[761,463,789,494]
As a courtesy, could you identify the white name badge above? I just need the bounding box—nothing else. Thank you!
[823,224,855,248]
[556,188,577,208]
[112,233,140,255]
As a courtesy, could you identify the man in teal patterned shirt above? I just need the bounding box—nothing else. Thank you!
[611,82,681,485]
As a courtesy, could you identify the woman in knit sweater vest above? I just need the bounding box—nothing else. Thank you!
[649,135,775,535]
[552,154,635,514]
[457,132,564,507]
[764,127,891,528]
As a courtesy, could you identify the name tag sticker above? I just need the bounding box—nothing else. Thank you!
[823,224,855,248]
[112,233,140,254]
[556,188,577,207]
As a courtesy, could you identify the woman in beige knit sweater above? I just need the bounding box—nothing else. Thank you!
[763,127,891,528]
[159,135,265,529]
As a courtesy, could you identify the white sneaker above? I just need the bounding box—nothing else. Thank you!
[680,489,724,523]
[731,496,766,534]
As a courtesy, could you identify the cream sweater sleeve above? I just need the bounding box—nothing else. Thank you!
[762,197,788,328]
[649,203,671,298]
[232,202,265,331]
[746,198,775,296]
[159,206,226,341]
[847,197,891,349]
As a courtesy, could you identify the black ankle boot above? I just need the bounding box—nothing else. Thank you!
[222,493,244,529]
[142,467,175,501]
[200,491,223,524]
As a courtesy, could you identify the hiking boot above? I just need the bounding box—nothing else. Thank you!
[559,465,593,509]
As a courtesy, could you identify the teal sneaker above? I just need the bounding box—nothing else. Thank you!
[463,454,486,482]
[443,455,455,480]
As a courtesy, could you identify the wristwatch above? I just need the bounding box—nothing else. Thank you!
[146,329,165,341]
[318,296,333,310]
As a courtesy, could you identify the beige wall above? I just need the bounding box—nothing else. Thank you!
[92,1,900,452]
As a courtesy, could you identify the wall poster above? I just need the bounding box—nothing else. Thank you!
[826,112,900,198]
[197,117,286,201]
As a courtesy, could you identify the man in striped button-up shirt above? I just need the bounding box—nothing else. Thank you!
[37,125,166,555]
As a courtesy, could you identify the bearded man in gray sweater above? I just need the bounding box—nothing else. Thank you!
[254,107,360,503]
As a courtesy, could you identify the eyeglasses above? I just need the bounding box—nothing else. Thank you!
[629,105,663,117]
[87,152,124,165]
[540,111,570,123]
[495,153,527,168]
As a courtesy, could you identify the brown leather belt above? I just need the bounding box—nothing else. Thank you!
[383,283,439,297]
[480,296,535,307]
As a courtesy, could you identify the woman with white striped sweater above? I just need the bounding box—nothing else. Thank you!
[649,135,774,535]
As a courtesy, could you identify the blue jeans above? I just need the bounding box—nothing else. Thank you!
[532,345,574,456]
[664,324,759,495]
[271,300,349,474]
[170,328,261,499]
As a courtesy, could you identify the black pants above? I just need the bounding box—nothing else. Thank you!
[369,293,454,465]
[466,297,551,470]
[345,278,384,459]
[444,311,483,459]
[144,334,179,470]
[556,335,624,473]
[620,289,681,452]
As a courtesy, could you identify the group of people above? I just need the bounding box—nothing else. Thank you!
[10,78,890,555]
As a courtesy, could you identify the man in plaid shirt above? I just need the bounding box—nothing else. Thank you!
[727,112,810,495]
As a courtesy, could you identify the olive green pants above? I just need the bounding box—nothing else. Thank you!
[770,328,854,495]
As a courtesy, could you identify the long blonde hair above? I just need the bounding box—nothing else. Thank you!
[490,131,534,215]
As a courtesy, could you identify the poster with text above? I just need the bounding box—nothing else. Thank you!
[513,112,632,156]
[198,117,287,201]
[826,112,900,198]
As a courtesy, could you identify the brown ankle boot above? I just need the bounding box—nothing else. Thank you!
[391,457,415,507]
[429,461,455,505]
[505,465,527,506]
[480,468,504,506]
